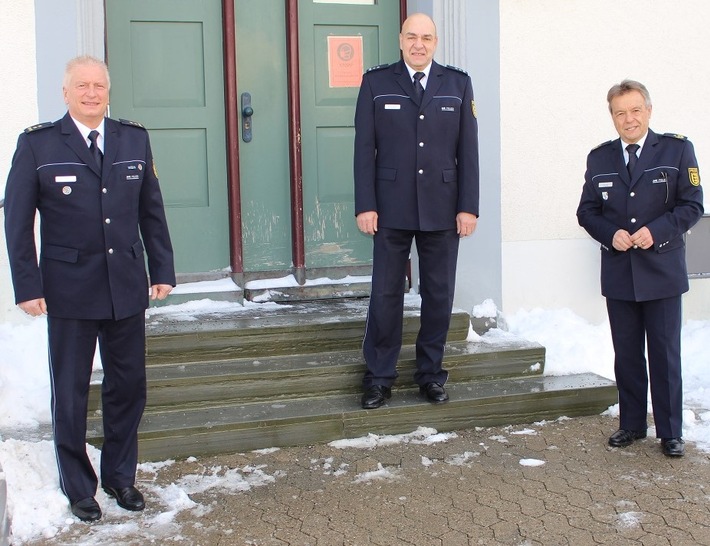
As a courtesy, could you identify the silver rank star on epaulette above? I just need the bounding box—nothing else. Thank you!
[119,118,146,129]
[664,132,687,140]
[24,121,54,133]
[366,63,390,73]
[446,64,468,75]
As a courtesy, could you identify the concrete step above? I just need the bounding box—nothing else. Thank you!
[87,373,616,461]
[88,338,545,410]
[83,299,616,462]
[144,299,471,364]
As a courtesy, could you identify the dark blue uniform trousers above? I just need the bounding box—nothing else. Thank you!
[363,227,459,389]
[606,296,683,439]
[47,313,146,503]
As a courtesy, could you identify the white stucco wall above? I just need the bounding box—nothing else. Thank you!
[0,4,38,191]
[0,2,38,323]
[499,0,710,323]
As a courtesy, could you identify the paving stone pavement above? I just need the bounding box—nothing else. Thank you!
[32,414,710,545]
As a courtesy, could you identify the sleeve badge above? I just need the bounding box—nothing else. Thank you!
[153,160,159,179]
[471,100,477,119]
[688,167,701,186]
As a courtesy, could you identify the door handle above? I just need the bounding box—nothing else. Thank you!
[241,92,253,142]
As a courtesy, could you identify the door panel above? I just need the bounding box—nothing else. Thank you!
[105,0,229,274]
[298,3,400,268]
[234,0,292,271]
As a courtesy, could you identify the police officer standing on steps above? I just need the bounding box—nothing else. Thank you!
[4,56,176,521]
[353,13,479,410]
[577,79,703,457]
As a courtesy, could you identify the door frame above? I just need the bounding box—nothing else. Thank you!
[222,0,407,285]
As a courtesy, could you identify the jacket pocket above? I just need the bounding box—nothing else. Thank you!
[376,167,397,181]
[131,240,145,259]
[42,244,79,263]
[443,169,457,183]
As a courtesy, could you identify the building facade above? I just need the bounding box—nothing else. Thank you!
[1,0,708,324]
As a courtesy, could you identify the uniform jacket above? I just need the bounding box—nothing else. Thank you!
[354,59,479,231]
[4,113,176,320]
[577,129,704,302]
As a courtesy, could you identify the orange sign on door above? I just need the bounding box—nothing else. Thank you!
[327,35,364,88]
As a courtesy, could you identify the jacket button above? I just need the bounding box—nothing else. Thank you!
[418,169,424,174]
[630,218,637,223]
[630,192,635,197]
[419,142,424,147]
[102,188,107,194]
[419,114,425,120]
[105,218,111,224]
[108,248,114,254]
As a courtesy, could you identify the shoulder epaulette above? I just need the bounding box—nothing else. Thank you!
[591,139,613,151]
[445,64,468,75]
[663,132,687,140]
[366,63,390,73]
[24,121,54,134]
[119,118,146,129]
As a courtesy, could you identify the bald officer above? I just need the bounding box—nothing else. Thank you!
[4,56,175,521]
[354,13,479,409]
[577,79,703,457]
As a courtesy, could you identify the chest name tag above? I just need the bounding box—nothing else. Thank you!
[55,175,77,183]
[598,181,613,188]
[441,106,455,112]
[126,174,140,181]
[384,104,401,110]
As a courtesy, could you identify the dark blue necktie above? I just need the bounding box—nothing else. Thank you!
[626,143,639,176]
[413,72,425,104]
[88,130,103,170]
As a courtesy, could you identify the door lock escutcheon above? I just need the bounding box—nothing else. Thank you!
[241,92,253,142]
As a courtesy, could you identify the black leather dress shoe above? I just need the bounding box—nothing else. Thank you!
[71,497,102,522]
[608,428,647,447]
[419,382,449,403]
[361,385,391,409]
[103,485,146,511]
[661,437,685,457]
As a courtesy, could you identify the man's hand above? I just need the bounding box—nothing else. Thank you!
[150,284,173,300]
[456,212,478,238]
[630,226,654,250]
[612,229,634,251]
[19,298,47,317]
[356,211,378,235]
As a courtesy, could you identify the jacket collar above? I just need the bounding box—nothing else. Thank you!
[394,59,445,108]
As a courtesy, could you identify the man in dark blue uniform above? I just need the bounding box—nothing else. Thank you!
[577,79,703,457]
[354,13,479,409]
[4,56,175,520]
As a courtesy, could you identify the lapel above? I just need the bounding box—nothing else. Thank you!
[394,60,417,104]
[420,61,444,110]
[103,118,119,178]
[61,113,102,177]
[610,139,630,186]
[630,129,659,188]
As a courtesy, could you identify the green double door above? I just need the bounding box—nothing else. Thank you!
[106,0,400,278]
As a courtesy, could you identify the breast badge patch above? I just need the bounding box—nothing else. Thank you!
[688,167,701,186]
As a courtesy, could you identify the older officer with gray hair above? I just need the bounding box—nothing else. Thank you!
[4,56,175,521]
[577,79,703,457]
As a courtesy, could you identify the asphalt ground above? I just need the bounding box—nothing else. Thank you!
[29,413,710,545]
